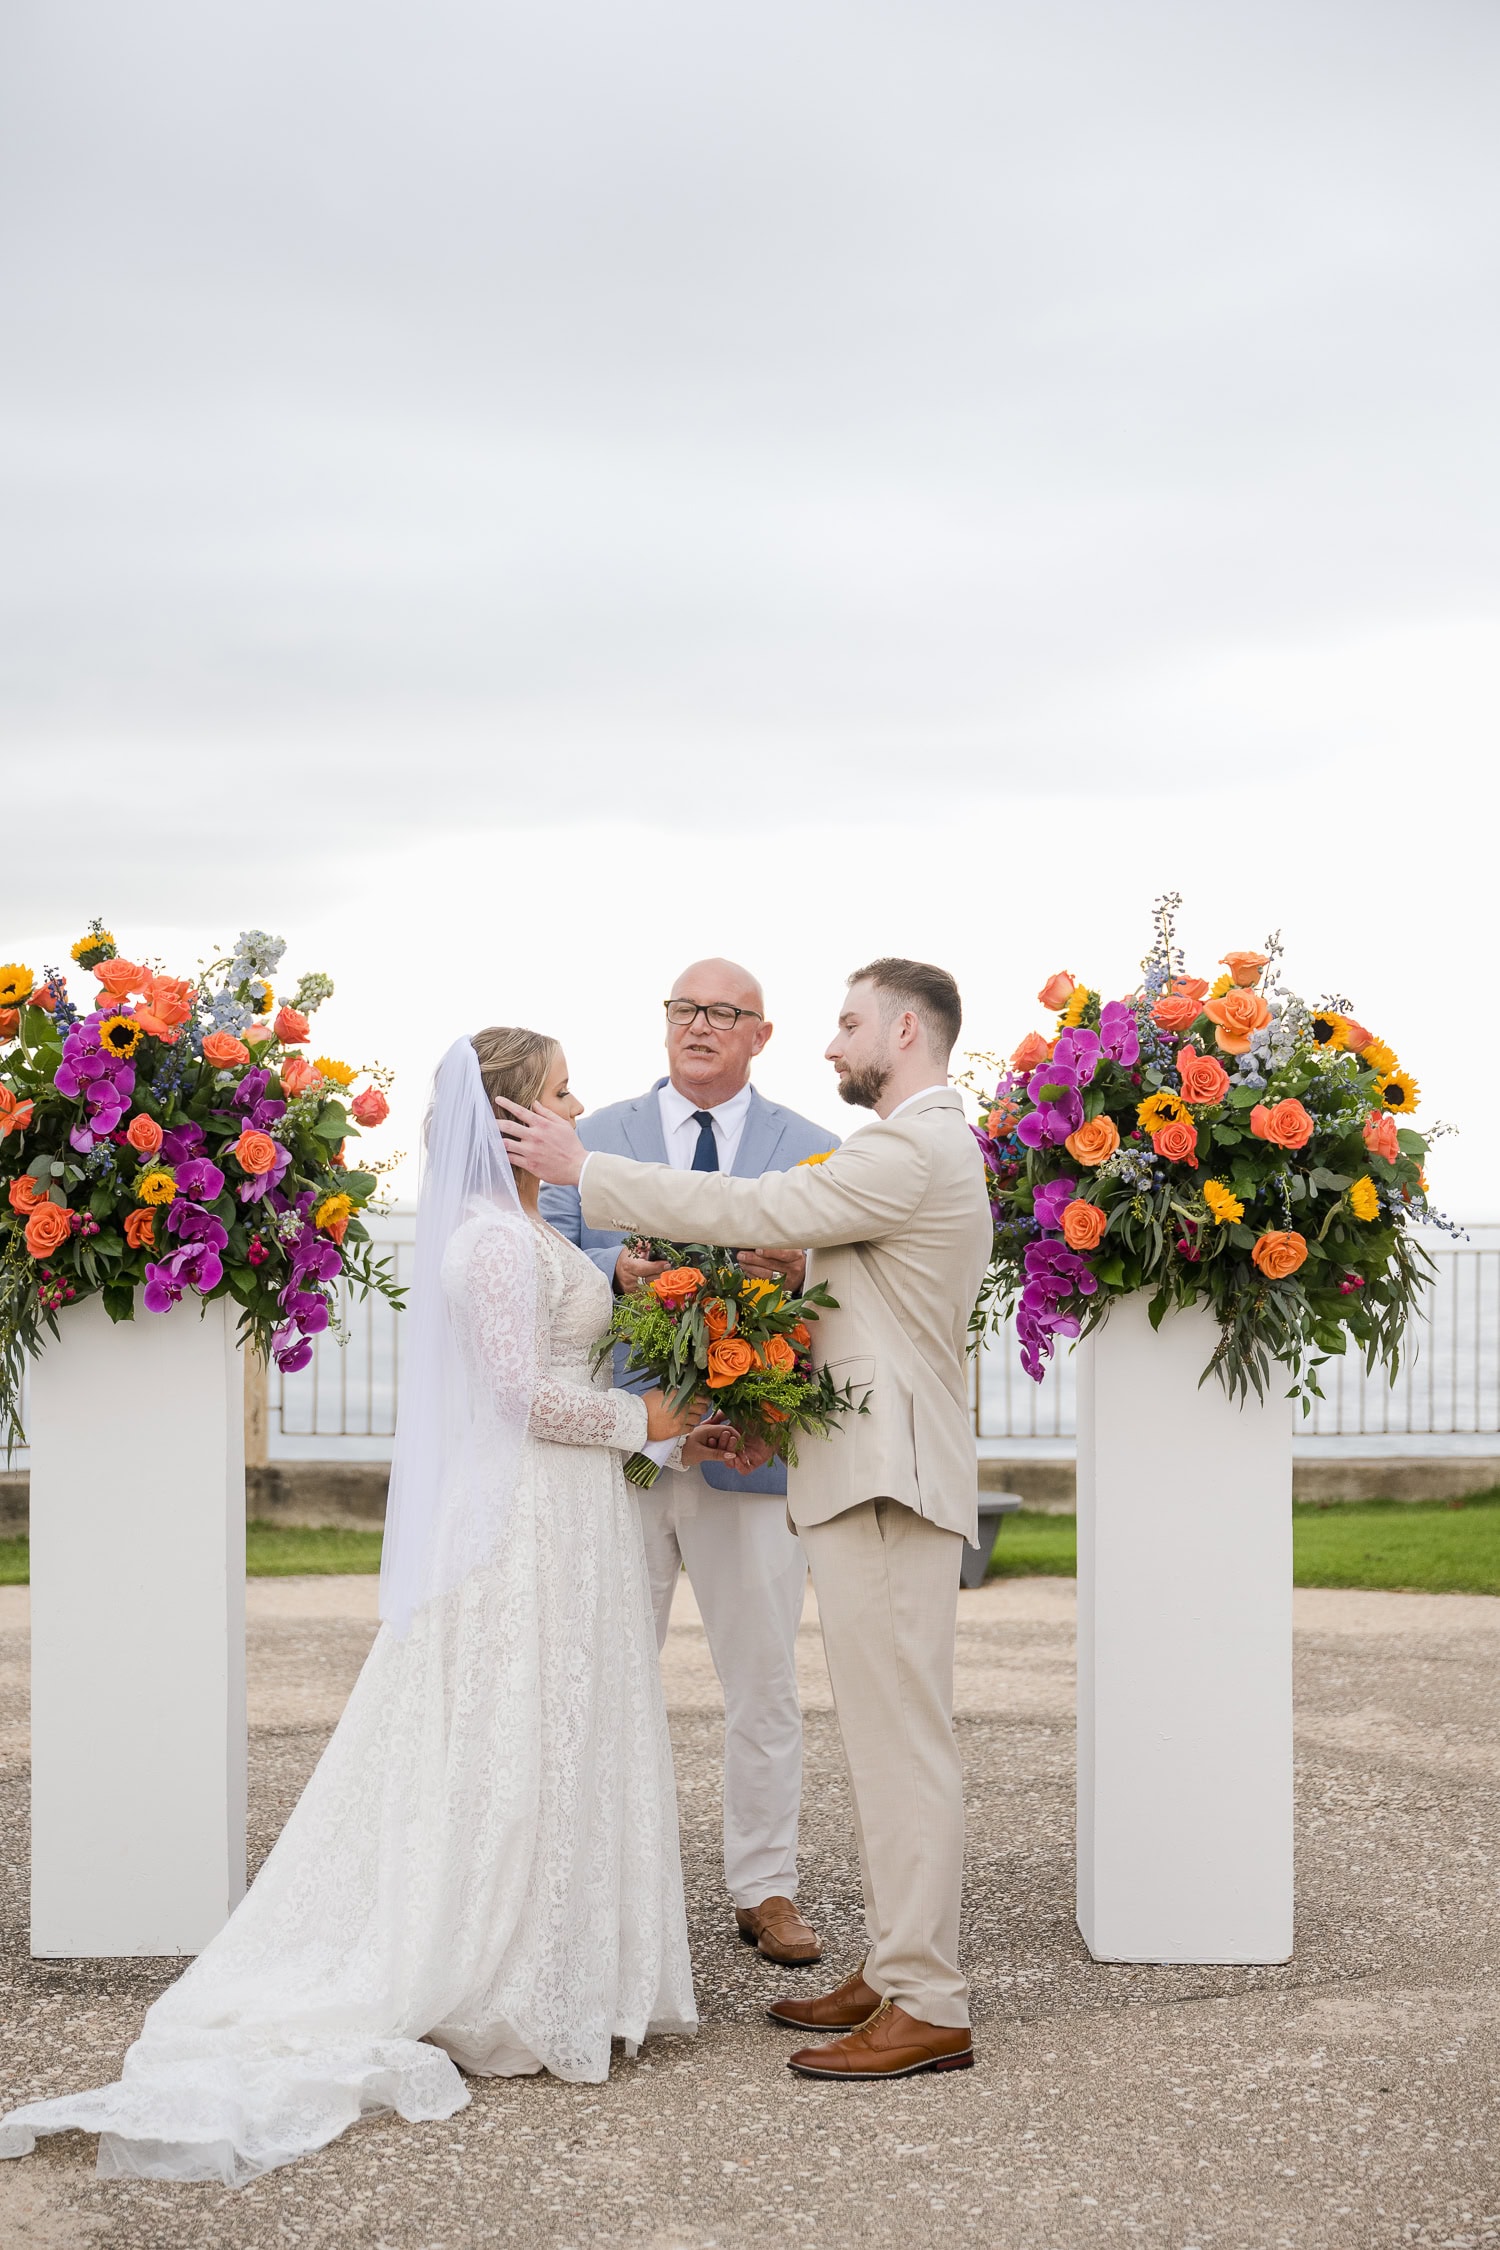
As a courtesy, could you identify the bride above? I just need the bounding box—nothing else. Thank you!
[0,1028,714,2185]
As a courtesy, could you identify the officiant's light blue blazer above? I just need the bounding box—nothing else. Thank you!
[540,1080,839,1496]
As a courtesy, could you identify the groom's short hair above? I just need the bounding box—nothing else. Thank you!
[849,957,962,1057]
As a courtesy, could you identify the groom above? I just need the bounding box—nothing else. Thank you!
[541,958,838,1971]
[503,958,992,2081]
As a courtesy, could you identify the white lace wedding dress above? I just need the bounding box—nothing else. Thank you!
[0,1215,697,2186]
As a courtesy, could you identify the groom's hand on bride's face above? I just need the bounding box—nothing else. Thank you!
[493,1098,586,1185]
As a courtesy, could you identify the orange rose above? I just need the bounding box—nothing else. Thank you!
[0,1096,35,1139]
[124,1208,156,1250]
[1176,1045,1231,1106]
[1219,951,1268,988]
[279,1056,319,1096]
[1037,971,1077,1011]
[1363,1110,1400,1163]
[761,1404,788,1424]
[30,981,60,1013]
[25,1202,72,1257]
[8,1174,44,1215]
[0,1009,18,1039]
[651,1266,704,1304]
[760,1334,798,1376]
[790,1322,811,1349]
[125,1113,164,1155]
[1341,1018,1373,1054]
[94,957,148,1001]
[703,1298,731,1339]
[1170,976,1210,1003]
[350,1086,389,1127]
[1060,1200,1107,1251]
[232,1130,280,1176]
[1203,988,1271,1054]
[134,975,193,1042]
[274,1006,310,1044]
[1152,994,1203,1034]
[1252,1230,1307,1280]
[1064,1116,1119,1167]
[243,1019,275,1046]
[1151,1118,1200,1168]
[706,1335,758,1389]
[201,1031,251,1067]
[1249,1099,1314,1151]
[1010,1031,1052,1071]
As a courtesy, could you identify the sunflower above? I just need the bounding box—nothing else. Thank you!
[1348,1176,1381,1222]
[98,1014,141,1058]
[70,928,117,970]
[798,1149,834,1167]
[1060,984,1095,1027]
[313,1056,357,1088]
[1309,1012,1347,1049]
[250,981,273,1013]
[1208,972,1234,1000]
[1137,1089,1189,1133]
[1376,1070,1420,1114]
[0,965,34,1008]
[314,1191,353,1234]
[1203,1179,1244,1226]
[135,1169,177,1206]
[1359,1038,1397,1075]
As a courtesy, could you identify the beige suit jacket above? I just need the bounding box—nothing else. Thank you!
[580,1087,992,1541]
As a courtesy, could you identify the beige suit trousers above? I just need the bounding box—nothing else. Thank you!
[800,1500,968,2029]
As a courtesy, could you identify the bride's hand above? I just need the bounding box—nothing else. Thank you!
[643,1389,710,1444]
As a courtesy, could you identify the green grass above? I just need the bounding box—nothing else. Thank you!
[986,1490,1500,1597]
[3,1496,1498,1597]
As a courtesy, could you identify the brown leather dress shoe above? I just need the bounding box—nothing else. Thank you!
[787,2000,974,2079]
[764,1965,882,2031]
[735,1896,822,1965]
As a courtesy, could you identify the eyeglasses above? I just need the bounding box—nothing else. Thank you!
[664,999,764,1031]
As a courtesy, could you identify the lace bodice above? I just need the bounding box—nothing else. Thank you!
[454,1214,649,1456]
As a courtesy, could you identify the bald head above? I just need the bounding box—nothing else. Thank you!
[664,957,772,1107]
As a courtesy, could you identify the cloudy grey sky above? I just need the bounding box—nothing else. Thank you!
[4,1,1496,1202]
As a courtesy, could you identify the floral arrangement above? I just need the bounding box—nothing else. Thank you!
[597,1239,868,1488]
[0,921,402,1451]
[969,897,1445,1407]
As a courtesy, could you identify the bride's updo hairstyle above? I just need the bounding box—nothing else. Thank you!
[470,1026,559,1132]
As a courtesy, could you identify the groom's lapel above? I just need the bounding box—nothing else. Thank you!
[620,1083,669,1166]
[733,1088,783,1178]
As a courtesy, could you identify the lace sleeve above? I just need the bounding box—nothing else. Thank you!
[464,1220,648,1453]
[527,1371,648,1453]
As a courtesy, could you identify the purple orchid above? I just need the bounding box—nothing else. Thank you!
[1016,1238,1100,1381]
[142,1260,185,1313]
[271,1321,314,1374]
[283,1289,330,1335]
[55,1016,137,1150]
[1052,1029,1100,1084]
[166,1204,228,1250]
[230,1069,271,1112]
[174,1157,225,1203]
[1032,1176,1080,1233]
[162,1240,224,1294]
[1099,1000,1141,1068]
[160,1121,206,1165]
[1017,1059,1085,1147]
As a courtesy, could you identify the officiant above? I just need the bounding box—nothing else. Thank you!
[542,958,837,1967]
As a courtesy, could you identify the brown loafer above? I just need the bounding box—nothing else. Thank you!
[765,1965,882,2031]
[788,2000,974,2079]
[735,1895,821,1966]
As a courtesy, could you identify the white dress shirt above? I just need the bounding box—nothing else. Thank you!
[657,1078,754,1174]
[883,1083,951,1121]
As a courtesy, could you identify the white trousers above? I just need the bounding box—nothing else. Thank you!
[633,1467,807,1909]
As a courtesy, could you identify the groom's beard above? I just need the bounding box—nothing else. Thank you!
[837,1063,890,1110]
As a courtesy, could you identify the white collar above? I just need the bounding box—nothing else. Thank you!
[659,1078,754,1127]
[883,1083,952,1121]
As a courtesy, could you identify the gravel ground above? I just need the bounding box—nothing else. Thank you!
[0,1573,1496,2250]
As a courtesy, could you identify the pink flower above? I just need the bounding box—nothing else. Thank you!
[350,1086,389,1128]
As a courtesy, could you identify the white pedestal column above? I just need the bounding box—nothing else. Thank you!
[28,1294,247,1957]
[1075,1293,1292,1964]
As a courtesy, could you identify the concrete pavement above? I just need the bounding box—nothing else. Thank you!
[0,1572,1495,2250]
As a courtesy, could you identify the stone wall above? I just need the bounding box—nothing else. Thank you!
[2,1454,1496,1535]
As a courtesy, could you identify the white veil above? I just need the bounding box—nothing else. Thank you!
[378,1036,537,1635]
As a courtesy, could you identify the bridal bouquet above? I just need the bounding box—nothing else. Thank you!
[969,896,1446,1408]
[0,921,403,1451]
[598,1241,867,1488]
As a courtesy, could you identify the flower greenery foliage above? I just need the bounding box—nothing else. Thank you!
[968,898,1446,1409]
[0,925,402,1453]
[597,1239,868,1488]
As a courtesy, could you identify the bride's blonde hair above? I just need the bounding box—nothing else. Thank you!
[470,1025,559,1122]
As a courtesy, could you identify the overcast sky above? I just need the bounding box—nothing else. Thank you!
[3,1,1496,1207]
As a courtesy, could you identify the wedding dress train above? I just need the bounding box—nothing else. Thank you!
[0,1215,696,2185]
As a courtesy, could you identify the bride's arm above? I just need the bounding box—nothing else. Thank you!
[465,1222,649,1454]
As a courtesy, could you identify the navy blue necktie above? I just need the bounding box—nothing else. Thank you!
[690,1110,719,1171]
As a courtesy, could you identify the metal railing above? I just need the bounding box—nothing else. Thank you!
[264,1215,1500,1457]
